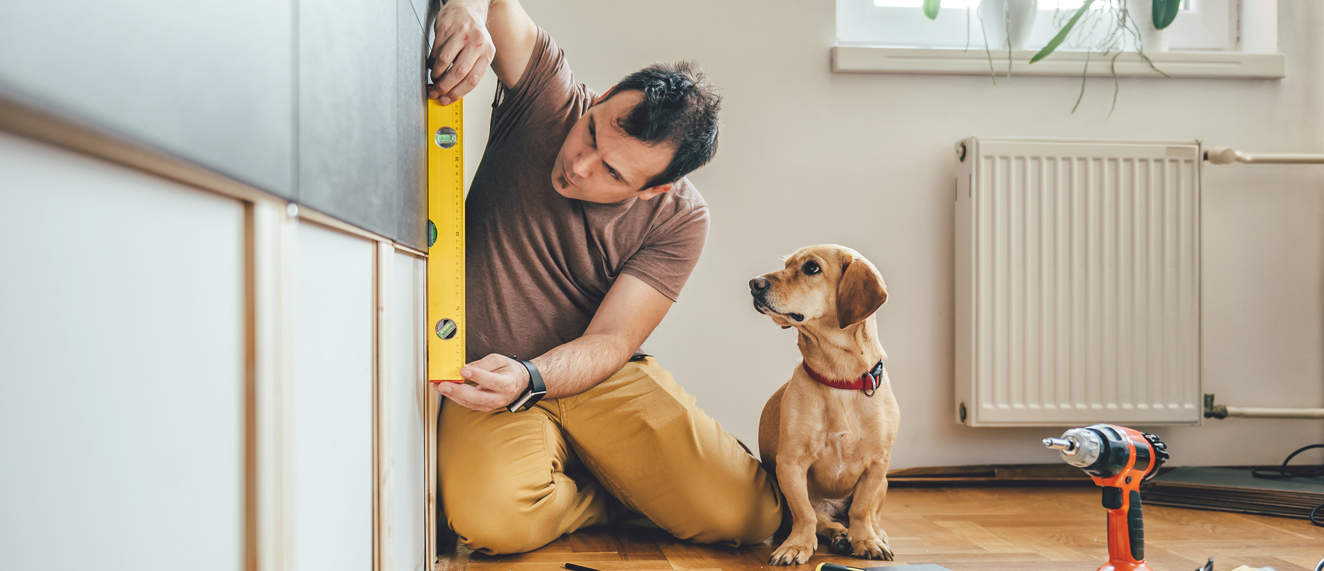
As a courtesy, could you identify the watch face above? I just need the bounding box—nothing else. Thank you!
[507,359,547,413]
[507,392,535,413]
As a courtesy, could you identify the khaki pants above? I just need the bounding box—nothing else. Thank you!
[437,357,783,554]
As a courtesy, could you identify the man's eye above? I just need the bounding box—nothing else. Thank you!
[802,260,821,275]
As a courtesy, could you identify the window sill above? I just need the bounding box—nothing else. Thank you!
[831,46,1286,79]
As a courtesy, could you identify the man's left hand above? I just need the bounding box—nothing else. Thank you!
[432,353,531,412]
[428,0,496,104]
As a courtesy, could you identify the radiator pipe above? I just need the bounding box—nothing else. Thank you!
[1204,394,1324,420]
[1204,147,1324,165]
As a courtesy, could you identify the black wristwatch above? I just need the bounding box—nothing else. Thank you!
[506,357,547,413]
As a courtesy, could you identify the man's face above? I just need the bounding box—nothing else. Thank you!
[551,89,676,203]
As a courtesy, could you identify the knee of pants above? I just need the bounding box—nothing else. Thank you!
[437,405,570,555]
[445,492,559,555]
[450,516,548,555]
[672,491,783,546]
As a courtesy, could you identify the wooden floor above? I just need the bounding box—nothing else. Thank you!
[438,487,1324,571]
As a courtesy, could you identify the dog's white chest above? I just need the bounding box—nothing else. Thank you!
[807,429,866,495]
[823,430,859,467]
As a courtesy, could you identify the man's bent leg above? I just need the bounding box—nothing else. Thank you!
[556,357,783,545]
[437,398,615,554]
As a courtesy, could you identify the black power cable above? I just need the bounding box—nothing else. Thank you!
[1250,443,1324,527]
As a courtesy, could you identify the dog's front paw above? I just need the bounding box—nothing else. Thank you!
[850,537,893,561]
[769,540,817,565]
[827,530,852,554]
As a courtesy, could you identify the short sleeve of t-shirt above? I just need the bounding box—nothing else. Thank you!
[619,188,710,301]
[487,28,588,147]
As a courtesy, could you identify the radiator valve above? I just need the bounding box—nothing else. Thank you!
[1204,394,1228,419]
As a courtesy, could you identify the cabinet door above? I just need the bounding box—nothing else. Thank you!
[0,132,246,571]
[293,222,376,571]
[388,252,432,571]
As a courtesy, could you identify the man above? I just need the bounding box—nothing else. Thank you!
[426,0,783,555]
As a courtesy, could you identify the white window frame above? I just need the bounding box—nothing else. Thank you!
[837,0,1233,52]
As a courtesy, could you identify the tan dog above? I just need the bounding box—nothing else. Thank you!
[751,245,899,565]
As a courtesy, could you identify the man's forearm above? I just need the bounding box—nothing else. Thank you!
[442,276,671,412]
[529,334,635,400]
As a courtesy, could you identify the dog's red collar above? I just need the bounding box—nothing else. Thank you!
[801,360,886,396]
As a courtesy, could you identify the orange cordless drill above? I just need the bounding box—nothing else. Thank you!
[1044,424,1169,571]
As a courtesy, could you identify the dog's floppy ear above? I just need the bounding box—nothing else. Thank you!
[835,257,887,328]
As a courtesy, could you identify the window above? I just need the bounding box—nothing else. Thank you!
[837,0,1234,52]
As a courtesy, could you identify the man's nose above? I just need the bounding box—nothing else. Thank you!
[571,152,596,179]
[749,276,769,294]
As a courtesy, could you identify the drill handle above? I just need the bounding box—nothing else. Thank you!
[1103,487,1145,563]
[1126,490,1144,560]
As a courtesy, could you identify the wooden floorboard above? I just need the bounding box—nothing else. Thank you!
[438,487,1324,571]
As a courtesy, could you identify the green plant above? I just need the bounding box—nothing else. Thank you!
[920,0,1173,116]
[1030,0,1096,64]
[1153,0,1180,28]
[1028,0,1169,116]
[923,0,941,20]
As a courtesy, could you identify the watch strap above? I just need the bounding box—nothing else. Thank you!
[506,358,547,413]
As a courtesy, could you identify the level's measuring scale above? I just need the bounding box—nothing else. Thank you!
[427,98,465,383]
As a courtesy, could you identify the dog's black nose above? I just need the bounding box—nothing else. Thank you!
[749,276,769,293]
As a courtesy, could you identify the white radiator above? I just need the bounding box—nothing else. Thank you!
[954,138,1203,427]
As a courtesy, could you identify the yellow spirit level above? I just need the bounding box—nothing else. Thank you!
[426,98,465,383]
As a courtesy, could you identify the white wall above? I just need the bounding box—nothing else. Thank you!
[465,0,1324,468]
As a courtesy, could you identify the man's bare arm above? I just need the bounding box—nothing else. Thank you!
[428,0,538,104]
[532,273,674,398]
[436,274,673,411]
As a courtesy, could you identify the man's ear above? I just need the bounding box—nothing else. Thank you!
[835,257,887,328]
[592,85,617,106]
[637,183,674,201]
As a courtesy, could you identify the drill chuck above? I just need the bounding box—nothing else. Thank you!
[1043,437,1077,452]
[1046,427,1104,469]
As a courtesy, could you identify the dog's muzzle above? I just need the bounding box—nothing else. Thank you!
[749,276,770,295]
[749,277,803,322]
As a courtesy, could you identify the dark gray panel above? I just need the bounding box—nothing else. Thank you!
[0,1,295,196]
[396,0,428,250]
[298,0,398,237]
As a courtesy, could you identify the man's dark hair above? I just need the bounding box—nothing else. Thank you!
[600,61,721,189]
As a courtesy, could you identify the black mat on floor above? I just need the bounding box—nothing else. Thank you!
[1142,467,1324,519]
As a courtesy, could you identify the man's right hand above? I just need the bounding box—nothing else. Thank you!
[433,353,531,413]
[428,0,496,105]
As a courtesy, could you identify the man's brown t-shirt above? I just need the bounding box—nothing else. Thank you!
[464,29,710,362]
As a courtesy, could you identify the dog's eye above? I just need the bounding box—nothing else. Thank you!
[802,260,821,276]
